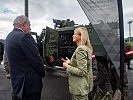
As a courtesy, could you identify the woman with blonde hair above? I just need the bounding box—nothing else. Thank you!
[62,26,93,100]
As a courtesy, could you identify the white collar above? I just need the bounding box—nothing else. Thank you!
[15,27,24,32]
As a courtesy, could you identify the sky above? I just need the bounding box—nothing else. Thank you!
[0,0,133,39]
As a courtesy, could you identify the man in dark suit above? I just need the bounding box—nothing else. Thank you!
[5,15,45,100]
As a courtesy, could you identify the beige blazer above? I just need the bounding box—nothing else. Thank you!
[66,45,93,95]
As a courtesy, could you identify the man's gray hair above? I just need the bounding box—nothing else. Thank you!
[13,15,29,26]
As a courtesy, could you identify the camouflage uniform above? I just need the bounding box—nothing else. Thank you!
[92,54,129,100]
[123,63,129,100]
[89,57,113,100]
[94,62,113,100]
[109,62,129,100]
[3,52,18,100]
[0,42,4,64]
[88,58,98,100]
[3,51,10,74]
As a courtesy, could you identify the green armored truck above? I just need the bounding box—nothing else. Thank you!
[33,19,128,99]
[36,19,106,69]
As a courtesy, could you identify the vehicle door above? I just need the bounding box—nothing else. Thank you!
[44,27,59,67]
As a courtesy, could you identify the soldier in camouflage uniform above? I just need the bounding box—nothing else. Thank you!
[109,62,129,100]
[124,43,132,97]
[123,63,129,100]
[109,43,130,100]
[0,42,4,65]
[88,55,113,100]
[93,57,113,100]
[89,51,129,100]
[3,51,18,100]
[95,58,128,100]
[88,55,98,100]
[3,51,10,79]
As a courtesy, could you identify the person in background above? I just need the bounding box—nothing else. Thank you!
[3,51,10,79]
[125,45,133,70]
[62,27,93,100]
[4,15,45,100]
[3,51,18,99]
[0,41,4,65]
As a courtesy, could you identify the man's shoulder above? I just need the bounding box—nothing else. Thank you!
[21,33,34,42]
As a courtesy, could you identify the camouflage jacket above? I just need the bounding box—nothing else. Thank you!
[3,52,10,74]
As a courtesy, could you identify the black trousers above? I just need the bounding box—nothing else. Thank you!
[12,92,41,100]
[127,61,131,68]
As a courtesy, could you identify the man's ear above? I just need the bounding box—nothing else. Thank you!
[23,22,27,27]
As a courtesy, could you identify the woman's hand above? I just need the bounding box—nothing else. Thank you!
[61,57,70,69]
[92,76,97,80]
[63,62,68,69]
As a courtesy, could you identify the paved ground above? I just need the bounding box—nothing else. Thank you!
[0,66,12,100]
[0,65,71,100]
[127,68,133,100]
[0,63,133,100]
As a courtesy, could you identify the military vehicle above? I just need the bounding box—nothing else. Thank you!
[31,19,132,99]
[32,19,111,99]
[36,19,106,69]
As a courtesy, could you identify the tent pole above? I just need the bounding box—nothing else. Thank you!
[117,0,124,98]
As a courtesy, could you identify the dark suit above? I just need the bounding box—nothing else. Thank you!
[5,28,45,100]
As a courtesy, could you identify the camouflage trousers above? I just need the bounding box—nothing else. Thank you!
[88,86,113,100]
[71,94,88,100]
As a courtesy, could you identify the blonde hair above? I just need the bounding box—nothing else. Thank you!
[74,27,93,52]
